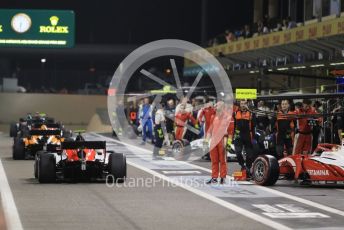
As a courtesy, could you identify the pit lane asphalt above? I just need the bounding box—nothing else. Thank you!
[92,133,344,230]
[99,133,344,213]
[0,133,269,230]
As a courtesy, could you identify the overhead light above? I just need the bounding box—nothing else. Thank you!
[249,71,255,74]
[165,68,171,74]
[292,66,306,69]
[277,67,289,71]
[268,69,273,72]
[310,64,324,68]
[330,62,344,66]
[41,58,46,63]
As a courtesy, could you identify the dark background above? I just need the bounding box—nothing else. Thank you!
[0,0,254,45]
[0,0,254,92]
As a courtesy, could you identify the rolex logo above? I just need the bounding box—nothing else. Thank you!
[40,16,68,34]
[50,16,59,26]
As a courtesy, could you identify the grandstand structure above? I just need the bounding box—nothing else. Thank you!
[185,0,344,95]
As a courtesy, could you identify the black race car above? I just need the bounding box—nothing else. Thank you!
[10,113,56,138]
[35,134,126,183]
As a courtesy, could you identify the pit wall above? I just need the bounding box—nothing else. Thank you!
[0,93,107,126]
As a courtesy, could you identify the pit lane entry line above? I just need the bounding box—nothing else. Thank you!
[91,133,344,218]
[0,159,23,230]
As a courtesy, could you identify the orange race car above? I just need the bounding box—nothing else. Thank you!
[13,125,64,160]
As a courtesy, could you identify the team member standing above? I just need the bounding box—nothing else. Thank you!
[273,100,295,159]
[139,98,153,145]
[233,100,256,176]
[153,103,165,159]
[175,104,197,140]
[206,101,232,184]
[293,99,319,155]
[198,98,216,137]
[175,97,193,114]
[165,99,176,144]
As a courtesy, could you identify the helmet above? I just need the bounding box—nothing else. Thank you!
[75,135,85,141]
[26,114,32,120]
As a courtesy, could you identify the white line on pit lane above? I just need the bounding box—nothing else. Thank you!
[90,133,344,218]
[0,159,23,230]
[127,156,292,230]
[89,133,292,230]
[162,170,202,175]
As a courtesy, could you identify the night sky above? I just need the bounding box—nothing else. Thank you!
[0,0,253,45]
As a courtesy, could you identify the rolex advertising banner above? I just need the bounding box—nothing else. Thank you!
[0,9,75,48]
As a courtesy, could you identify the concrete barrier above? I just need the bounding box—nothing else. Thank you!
[0,93,107,126]
[86,113,112,133]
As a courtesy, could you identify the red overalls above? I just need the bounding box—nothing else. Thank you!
[294,107,319,154]
[198,106,216,135]
[175,112,196,140]
[208,112,232,178]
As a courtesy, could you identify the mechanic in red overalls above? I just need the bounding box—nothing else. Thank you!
[274,100,296,159]
[206,101,232,184]
[198,98,215,137]
[175,104,197,140]
[293,99,319,155]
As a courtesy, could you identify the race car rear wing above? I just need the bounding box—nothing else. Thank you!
[29,129,62,136]
[61,141,106,150]
[29,117,55,123]
[31,123,60,129]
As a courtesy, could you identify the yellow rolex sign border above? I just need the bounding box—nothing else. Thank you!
[235,88,257,99]
[0,9,74,48]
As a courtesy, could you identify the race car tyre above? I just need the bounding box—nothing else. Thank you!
[13,138,25,160]
[171,140,186,160]
[38,153,56,183]
[10,123,18,137]
[252,155,279,186]
[108,152,126,183]
[34,151,47,178]
[172,139,191,161]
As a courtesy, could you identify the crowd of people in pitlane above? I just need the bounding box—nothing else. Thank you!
[122,96,344,184]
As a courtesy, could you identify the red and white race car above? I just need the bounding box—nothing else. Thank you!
[250,143,344,186]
